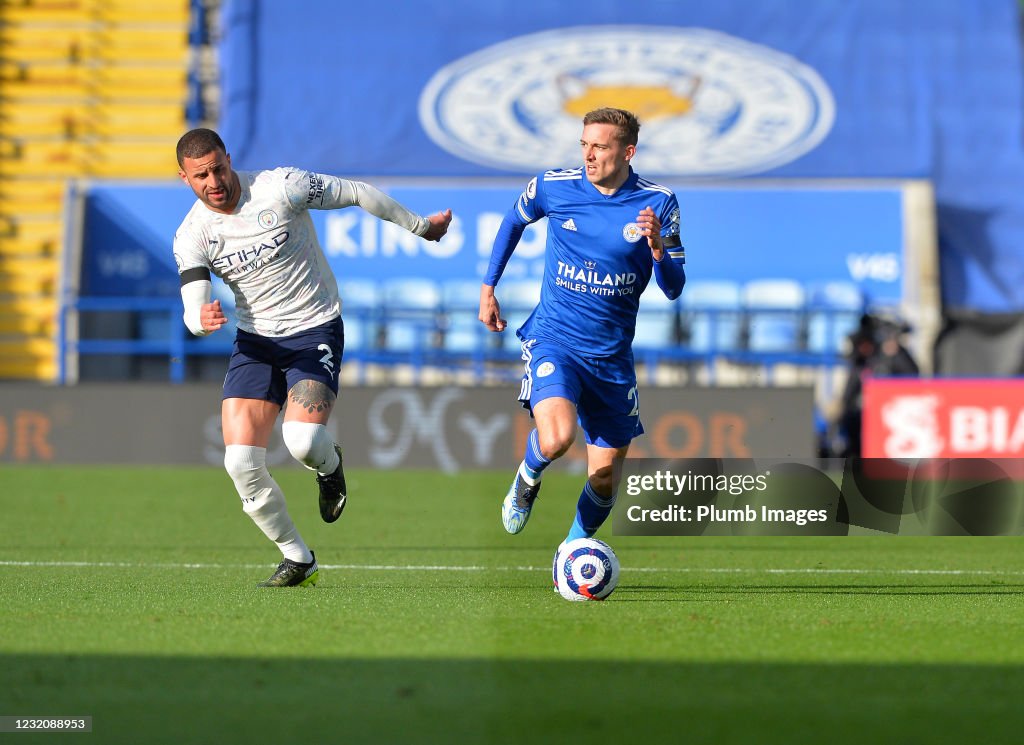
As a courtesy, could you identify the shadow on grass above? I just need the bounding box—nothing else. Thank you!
[694,583,1024,597]
[3,654,1023,745]
[606,583,1024,602]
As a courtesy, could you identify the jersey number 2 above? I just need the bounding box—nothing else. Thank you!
[318,344,335,375]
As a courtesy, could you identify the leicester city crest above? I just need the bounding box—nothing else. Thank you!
[419,26,834,176]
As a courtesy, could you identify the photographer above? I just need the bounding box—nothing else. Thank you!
[837,314,920,457]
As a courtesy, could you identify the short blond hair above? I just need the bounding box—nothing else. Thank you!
[582,108,640,146]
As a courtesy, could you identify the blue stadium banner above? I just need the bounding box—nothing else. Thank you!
[80,182,909,305]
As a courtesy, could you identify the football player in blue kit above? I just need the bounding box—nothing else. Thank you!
[478,107,686,570]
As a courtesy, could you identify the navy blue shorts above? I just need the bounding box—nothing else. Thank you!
[222,317,344,406]
[517,337,643,449]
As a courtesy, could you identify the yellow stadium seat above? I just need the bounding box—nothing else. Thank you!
[0,341,57,380]
[0,183,67,214]
[0,238,58,258]
[0,219,62,251]
[0,359,58,380]
[0,101,186,137]
[0,202,64,219]
[0,0,191,382]
[1,5,188,24]
[0,275,55,295]
[0,100,81,122]
[87,117,185,137]
[0,258,59,295]
[0,296,58,317]
[0,161,79,177]
[0,118,75,139]
[0,79,90,100]
[0,302,59,344]
[0,34,82,63]
[5,141,90,165]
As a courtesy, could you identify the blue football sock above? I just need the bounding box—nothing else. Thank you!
[519,429,550,484]
[566,481,616,542]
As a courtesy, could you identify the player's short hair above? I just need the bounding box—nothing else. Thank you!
[583,108,641,146]
[176,128,227,167]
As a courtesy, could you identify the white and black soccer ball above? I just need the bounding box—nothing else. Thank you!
[553,538,620,601]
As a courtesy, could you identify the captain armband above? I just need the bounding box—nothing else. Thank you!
[180,276,212,336]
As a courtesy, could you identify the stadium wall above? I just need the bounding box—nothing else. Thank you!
[0,385,813,467]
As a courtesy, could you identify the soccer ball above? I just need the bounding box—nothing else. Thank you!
[553,538,620,601]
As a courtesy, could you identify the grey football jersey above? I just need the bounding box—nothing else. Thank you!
[174,167,428,337]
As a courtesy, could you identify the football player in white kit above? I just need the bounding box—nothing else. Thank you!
[174,128,452,587]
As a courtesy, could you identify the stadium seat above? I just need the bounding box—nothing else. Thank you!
[0,0,191,383]
[742,279,806,353]
[379,278,442,354]
[806,281,866,355]
[0,258,58,296]
[633,285,679,351]
[0,298,57,334]
[441,279,482,311]
[338,279,381,353]
[0,219,62,255]
[499,278,541,310]
[680,279,742,353]
[496,279,540,352]
[441,314,486,355]
[440,279,487,356]
[0,339,57,379]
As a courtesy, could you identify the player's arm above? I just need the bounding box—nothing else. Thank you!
[179,267,227,336]
[286,169,452,241]
[479,210,528,332]
[175,234,225,336]
[480,178,541,331]
[638,204,686,300]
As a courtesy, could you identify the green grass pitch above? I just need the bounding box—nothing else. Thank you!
[2,465,1024,744]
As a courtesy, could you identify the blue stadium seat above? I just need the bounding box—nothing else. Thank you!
[680,279,742,353]
[441,279,483,312]
[806,281,865,355]
[338,279,381,353]
[442,314,486,355]
[437,279,486,357]
[742,279,806,352]
[496,279,540,353]
[380,278,442,354]
[633,286,679,351]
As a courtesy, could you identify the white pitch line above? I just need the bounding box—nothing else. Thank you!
[0,560,1021,576]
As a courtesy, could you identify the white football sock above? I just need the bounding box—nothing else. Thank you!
[224,444,312,564]
[281,421,340,475]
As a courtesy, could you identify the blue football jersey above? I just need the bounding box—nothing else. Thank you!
[496,167,684,358]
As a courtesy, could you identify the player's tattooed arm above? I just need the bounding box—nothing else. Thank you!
[288,380,336,415]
